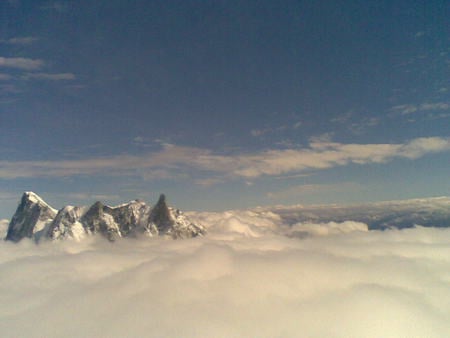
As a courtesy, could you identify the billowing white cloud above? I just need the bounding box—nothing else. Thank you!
[0,137,449,180]
[287,220,368,237]
[0,219,8,239]
[0,221,449,337]
[0,57,43,70]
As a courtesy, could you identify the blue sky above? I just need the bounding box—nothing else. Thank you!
[0,0,449,217]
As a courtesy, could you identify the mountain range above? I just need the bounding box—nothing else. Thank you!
[267,197,450,230]
[5,192,206,242]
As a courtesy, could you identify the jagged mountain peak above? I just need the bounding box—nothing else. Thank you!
[149,194,173,233]
[6,191,57,242]
[157,193,166,205]
[6,192,205,242]
[22,191,56,210]
[110,199,146,209]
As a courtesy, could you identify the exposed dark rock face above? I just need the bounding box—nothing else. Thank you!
[107,200,152,237]
[5,192,206,242]
[80,201,124,241]
[5,192,57,242]
[148,194,206,238]
[148,194,173,234]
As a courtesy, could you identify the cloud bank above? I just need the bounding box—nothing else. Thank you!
[1,137,449,181]
[0,218,449,338]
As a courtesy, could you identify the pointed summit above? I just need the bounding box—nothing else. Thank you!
[148,194,173,233]
[22,191,51,207]
[6,192,57,242]
[158,194,166,204]
[147,194,206,238]
[5,192,205,242]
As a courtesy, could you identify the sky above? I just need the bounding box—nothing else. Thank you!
[0,0,449,218]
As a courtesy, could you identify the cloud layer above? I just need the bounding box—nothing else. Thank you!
[0,217,449,338]
[1,137,449,181]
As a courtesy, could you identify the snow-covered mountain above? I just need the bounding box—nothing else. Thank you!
[5,192,57,242]
[5,192,206,242]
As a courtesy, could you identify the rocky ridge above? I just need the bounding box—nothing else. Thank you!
[5,192,205,242]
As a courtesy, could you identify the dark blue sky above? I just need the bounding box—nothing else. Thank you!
[0,0,449,217]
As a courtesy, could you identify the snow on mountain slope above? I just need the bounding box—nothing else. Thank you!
[5,192,57,242]
[49,206,87,241]
[5,192,205,242]
[5,192,450,243]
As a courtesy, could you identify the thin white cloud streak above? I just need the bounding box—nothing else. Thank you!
[197,136,450,178]
[0,223,449,337]
[23,72,75,80]
[266,182,360,199]
[0,74,12,80]
[1,37,39,45]
[391,102,449,115]
[194,177,226,187]
[40,1,70,13]
[0,137,450,180]
[0,57,44,70]
[0,144,208,179]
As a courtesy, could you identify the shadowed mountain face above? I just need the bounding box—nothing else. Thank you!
[149,194,173,233]
[5,193,205,242]
[6,192,57,242]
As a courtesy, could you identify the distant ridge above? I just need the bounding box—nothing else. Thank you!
[5,192,206,242]
[266,196,450,230]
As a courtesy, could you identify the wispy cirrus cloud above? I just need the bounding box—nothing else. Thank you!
[391,102,449,115]
[0,144,208,179]
[0,137,449,181]
[0,74,12,81]
[0,83,21,94]
[331,111,379,134]
[1,36,39,45]
[23,72,75,80]
[266,182,361,199]
[40,1,70,13]
[204,136,450,178]
[0,57,44,70]
[250,119,303,138]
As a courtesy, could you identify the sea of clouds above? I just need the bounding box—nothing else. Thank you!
[1,211,449,337]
